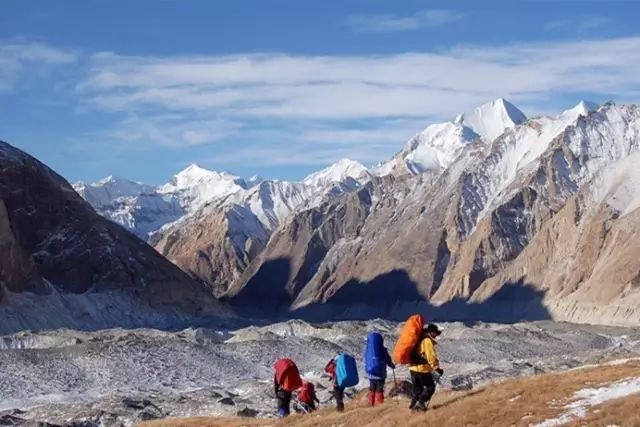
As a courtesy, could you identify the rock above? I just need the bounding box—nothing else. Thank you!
[236,407,259,418]
[450,375,474,391]
[388,380,413,398]
[0,414,25,426]
[218,397,235,406]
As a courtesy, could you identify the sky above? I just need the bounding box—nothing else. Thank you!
[1,0,640,184]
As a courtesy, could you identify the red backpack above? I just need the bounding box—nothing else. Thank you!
[274,358,303,392]
[297,381,315,404]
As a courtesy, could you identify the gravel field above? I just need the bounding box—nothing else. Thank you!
[1,319,639,426]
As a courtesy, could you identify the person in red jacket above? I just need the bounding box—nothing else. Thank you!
[296,381,320,412]
[324,357,345,412]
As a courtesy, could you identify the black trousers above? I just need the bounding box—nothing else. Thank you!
[410,371,436,407]
[369,379,385,392]
[333,385,345,411]
[276,389,292,415]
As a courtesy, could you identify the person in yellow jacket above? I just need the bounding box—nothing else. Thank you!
[408,323,443,411]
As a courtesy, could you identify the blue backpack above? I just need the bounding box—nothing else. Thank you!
[335,353,359,388]
[365,332,386,378]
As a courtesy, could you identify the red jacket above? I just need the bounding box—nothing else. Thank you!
[324,359,336,382]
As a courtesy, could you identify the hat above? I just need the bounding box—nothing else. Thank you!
[424,323,442,336]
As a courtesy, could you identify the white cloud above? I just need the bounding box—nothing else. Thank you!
[79,37,640,122]
[0,41,77,91]
[346,9,465,33]
[15,36,640,169]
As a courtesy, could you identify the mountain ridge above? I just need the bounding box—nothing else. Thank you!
[71,99,640,326]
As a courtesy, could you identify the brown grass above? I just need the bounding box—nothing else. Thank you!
[140,360,640,427]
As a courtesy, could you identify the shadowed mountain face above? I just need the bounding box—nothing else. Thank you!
[0,141,229,332]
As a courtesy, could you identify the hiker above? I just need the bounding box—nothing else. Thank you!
[364,332,396,406]
[273,358,303,417]
[296,381,320,412]
[325,353,358,412]
[324,357,345,412]
[409,323,444,411]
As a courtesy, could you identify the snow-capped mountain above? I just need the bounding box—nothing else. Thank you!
[374,98,526,176]
[158,163,249,211]
[75,157,370,240]
[74,176,155,208]
[303,158,369,187]
[455,98,527,142]
[225,100,640,326]
[73,98,640,326]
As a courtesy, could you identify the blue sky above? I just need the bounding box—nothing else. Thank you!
[1,0,640,184]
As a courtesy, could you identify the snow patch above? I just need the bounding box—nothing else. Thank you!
[534,377,640,427]
[590,150,640,217]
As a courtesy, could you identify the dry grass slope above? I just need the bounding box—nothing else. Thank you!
[140,360,640,427]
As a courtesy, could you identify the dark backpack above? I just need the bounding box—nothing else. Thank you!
[409,338,428,365]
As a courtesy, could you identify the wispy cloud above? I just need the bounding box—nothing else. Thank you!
[346,9,465,33]
[79,37,640,120]
[0,42,77,91]
[544,15,610,32]
[105,113,243,148]
[6,37,640,170]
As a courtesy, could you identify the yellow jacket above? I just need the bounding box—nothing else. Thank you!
[409,337,440,373]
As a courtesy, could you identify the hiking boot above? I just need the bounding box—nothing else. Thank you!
[374,391,384,405]
[412,402,427,412]
[367,391,375,406]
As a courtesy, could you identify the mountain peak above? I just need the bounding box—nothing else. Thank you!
[171,163,239,187]
[562,100,600,119]
[457,98,527,141]
[95,175,139,186]
[303,158,368,186]
[176,163,213,178]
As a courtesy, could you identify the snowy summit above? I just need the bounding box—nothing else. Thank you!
[454,98,527,142]
[303,158,368,187]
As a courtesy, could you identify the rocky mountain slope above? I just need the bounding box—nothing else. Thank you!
[77,159,369,296]
[0,141,229,333]
[227,101,640,325]
[77,99,640,326]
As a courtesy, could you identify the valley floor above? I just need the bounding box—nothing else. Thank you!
[141,359,640,427]
[1,320,639,426]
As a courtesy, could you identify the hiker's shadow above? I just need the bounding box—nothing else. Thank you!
[431,388,485,410]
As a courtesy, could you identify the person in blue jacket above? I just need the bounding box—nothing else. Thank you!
[365,332,396,406]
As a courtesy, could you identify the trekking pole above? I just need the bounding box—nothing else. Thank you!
[392,368,399,406]
[292,397,309,414]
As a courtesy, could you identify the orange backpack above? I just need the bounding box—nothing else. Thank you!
[392,314,425,364]
[274,358,303,392]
